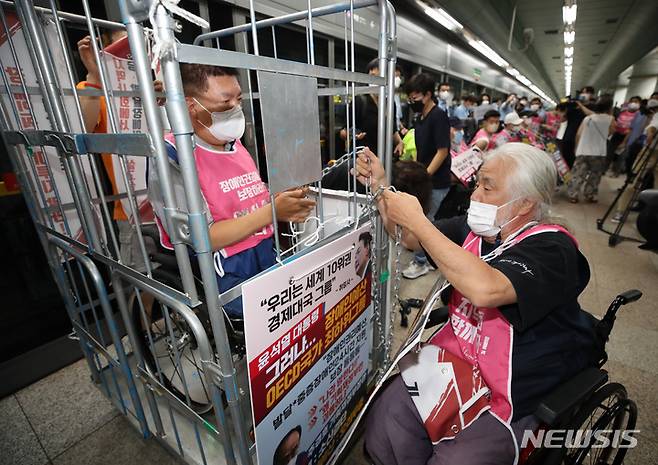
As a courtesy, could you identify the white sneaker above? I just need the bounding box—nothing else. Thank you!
[402,261,432,279]
[610,212,623,224]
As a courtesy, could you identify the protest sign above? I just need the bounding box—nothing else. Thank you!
[242,225,374,465]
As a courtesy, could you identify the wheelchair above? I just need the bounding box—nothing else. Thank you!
[417,289,641,465]
[128,223,247,414]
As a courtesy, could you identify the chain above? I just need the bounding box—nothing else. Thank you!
[387,223,402,356]
[367,181,403,362]
[366,173,382,355]
[321,146,365,178]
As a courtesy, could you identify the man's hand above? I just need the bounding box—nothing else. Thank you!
[339,128,366,141]
[380,190,424,231]
[153,80,166,106]
[394,140,404,156]
[77,35,100,85]
[352,147,386,187]
[274,188,316,223]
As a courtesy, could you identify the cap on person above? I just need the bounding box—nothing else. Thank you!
[504,112,523,126]
[449,116,465,129]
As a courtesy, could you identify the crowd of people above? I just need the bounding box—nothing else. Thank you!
[348,69,658,278]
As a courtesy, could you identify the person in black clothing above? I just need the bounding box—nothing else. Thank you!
[353,143,595,465]
[339,58,403,156]
[402,72,452,279]
[562,86,596,167]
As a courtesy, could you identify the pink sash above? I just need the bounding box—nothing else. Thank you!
[401,224,577,443]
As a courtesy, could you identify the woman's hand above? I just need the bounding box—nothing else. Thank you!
[380,190,425,231]
[351,147,386,188]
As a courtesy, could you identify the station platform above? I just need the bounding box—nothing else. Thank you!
[2,174,657,465]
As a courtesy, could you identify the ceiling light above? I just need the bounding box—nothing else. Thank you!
[564,57,573,66]
[564,30,575,44]
[506,67,520,76]
[563,4,577,25]
[416,0,463,31]
[467,39,509,67]
[564,46,574,57]
[517,75,532,86]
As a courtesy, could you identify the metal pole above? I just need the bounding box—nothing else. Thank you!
[118,8,199,304]
[152,6,251,464]
[0,0,124,29]
[383,0,396,363]
[14,0,103,252]
[193,0,377,45]
[46,0,122,259]
[80,0,152,275]
[47,234,151,437]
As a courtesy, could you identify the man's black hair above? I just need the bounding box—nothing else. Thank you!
[358,231,373,247]
[439,82,451,88]
[594,95,613,113]
[391,161,432,213]
[483,109,501,120]
[367,58,380,73]
[463,95,478,104]
[629,95,642,102]
[179,64,239,97]
[406,73,435,96]
[582,86,595,94]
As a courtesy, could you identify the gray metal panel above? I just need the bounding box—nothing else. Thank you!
[177,44,385,85]
[257,71,322,193]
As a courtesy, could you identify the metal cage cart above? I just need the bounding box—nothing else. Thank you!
[0,0,398,463]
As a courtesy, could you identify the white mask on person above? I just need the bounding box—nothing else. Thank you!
[394,76,402,89]
[530,104,540,111]
[467,198,519,237]
[439,90,452,101]
[628,102,640,111]
[481,99,490,105]
[194,98,245,141]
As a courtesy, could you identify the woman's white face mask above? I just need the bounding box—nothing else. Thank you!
[194,98,245,141]
[467,198,520,237]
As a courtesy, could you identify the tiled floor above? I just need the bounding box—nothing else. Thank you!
[1,175,656,465]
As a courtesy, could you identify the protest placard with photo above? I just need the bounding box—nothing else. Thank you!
[242,225,374,465]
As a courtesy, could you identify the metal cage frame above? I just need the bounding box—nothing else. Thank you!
[0,0,398,463]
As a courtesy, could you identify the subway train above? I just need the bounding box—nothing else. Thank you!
[1,1,657,465]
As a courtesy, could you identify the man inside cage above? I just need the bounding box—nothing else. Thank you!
[147,64,316,319]
[352,143,596,465]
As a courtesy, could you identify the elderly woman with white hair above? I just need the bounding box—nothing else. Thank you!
[353,143,596,465]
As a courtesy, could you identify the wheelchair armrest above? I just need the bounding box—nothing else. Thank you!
[534,367,608,426]
[618,289,642,304]
[425,306,449,329]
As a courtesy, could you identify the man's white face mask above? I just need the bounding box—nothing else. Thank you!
[467,198,520,237]
[394,76,402,89]
[194,98,245,141]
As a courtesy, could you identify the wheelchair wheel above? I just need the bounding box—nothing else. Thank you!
[129,269,214,415]
[563,382,637,465]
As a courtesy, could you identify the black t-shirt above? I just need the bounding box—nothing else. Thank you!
[426,216,596,421]
[414,105,451,189]
[563,102,595,143]
[353,94,380,153]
